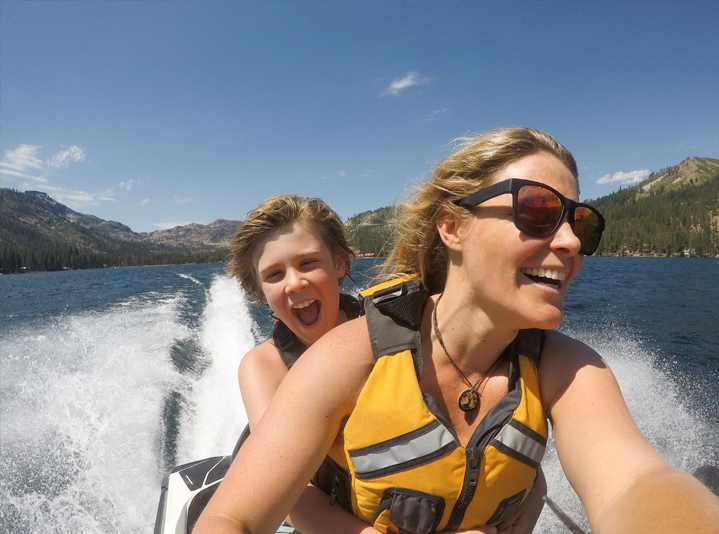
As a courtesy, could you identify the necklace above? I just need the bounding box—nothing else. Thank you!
[432,292,502,412]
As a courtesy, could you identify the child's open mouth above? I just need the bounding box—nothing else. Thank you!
[293,299,321,326]
[520,267,566,288]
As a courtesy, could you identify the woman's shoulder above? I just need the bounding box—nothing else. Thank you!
[537,330,611,413]
[308,315,373,361]
[296,316,376,383]
[540,329,603,364]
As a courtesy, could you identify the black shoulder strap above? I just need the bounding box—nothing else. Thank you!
[507,328,544,385]
[273,320,305,370]
[362,278,429,380]
[273,292,362,370]
[339,292,362,320]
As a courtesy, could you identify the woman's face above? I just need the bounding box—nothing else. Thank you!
[455,151,584,330]
[252,222,346,347]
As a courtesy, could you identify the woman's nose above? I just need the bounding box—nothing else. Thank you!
[550,218,582,255]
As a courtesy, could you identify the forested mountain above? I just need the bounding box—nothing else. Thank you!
[344,206,400,258]
[590,157,719,256]
[0,188,239,273]
[2,156,717,273]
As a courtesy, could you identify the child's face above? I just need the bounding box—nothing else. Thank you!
[252,222,346,347]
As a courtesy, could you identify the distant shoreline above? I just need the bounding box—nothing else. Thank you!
[3,254,717,276]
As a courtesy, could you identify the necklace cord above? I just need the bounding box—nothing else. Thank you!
[432,292,506,412]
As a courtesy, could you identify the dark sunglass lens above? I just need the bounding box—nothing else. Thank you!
[574,207,602,255]
[516,186,563,236]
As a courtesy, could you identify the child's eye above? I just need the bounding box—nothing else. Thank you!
[301,259,319,269]
[264,271,283,282]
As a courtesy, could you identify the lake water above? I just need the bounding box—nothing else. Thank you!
[1,257,718,533]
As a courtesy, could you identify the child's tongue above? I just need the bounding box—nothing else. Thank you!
[296,300,320,326]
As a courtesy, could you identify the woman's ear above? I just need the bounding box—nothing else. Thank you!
[436,208,464,252]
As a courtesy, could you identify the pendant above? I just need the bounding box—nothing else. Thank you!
[458,387,480,412]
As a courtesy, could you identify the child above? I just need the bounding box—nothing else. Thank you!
[228,193,358,430]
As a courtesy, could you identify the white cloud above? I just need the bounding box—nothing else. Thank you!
[48,146,86,168]
[1,143,86,183]
[420,107,449,123]
[140,198,150,206]
[381,71,429,96]
[120,179,138,190]
[39,185,106,209]
[596,169,651,185]
[174,196,193,204]
[0,144,45,180]
[0,143,120,211]
[63,190,97,204]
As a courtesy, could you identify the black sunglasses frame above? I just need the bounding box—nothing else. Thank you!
[453,178,606,255]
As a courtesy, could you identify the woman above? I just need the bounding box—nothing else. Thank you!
[197,128,719,534]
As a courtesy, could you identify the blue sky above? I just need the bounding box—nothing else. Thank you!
[1,1,717,232]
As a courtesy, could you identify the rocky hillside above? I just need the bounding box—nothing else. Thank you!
[633,157,719,197]
[344,205,400,257]
[1,188,240,253]
[142,219,240,248]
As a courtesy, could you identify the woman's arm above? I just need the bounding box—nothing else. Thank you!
[238,337,389,534]
[540,331,719,533]
[195,319,376,534]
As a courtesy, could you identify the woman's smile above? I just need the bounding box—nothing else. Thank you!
[519,267,567,288]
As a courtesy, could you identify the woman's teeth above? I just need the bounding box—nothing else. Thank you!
[520,267,567,282]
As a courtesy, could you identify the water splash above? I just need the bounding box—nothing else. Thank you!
[1,296,186,534]
[176,274,255,461]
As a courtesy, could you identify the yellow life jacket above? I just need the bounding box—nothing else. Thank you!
[337,276,548,534]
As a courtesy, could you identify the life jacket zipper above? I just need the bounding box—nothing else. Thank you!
[445,447,482,530]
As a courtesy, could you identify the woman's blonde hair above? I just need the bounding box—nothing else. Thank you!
[228,194,355,302]
[380,127,578,293]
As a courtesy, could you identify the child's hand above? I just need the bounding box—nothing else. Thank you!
[447,527,497,534]
[495,467,547,534]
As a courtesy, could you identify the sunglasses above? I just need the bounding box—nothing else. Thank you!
[454,178,606,255]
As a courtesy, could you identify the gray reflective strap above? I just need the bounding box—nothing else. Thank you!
[492,420,546,467]
[350,422,457,479]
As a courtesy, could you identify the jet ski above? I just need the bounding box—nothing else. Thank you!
[153,425,296,534]
[155,422,719,534]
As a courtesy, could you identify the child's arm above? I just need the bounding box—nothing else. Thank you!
[238,340,288,430]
